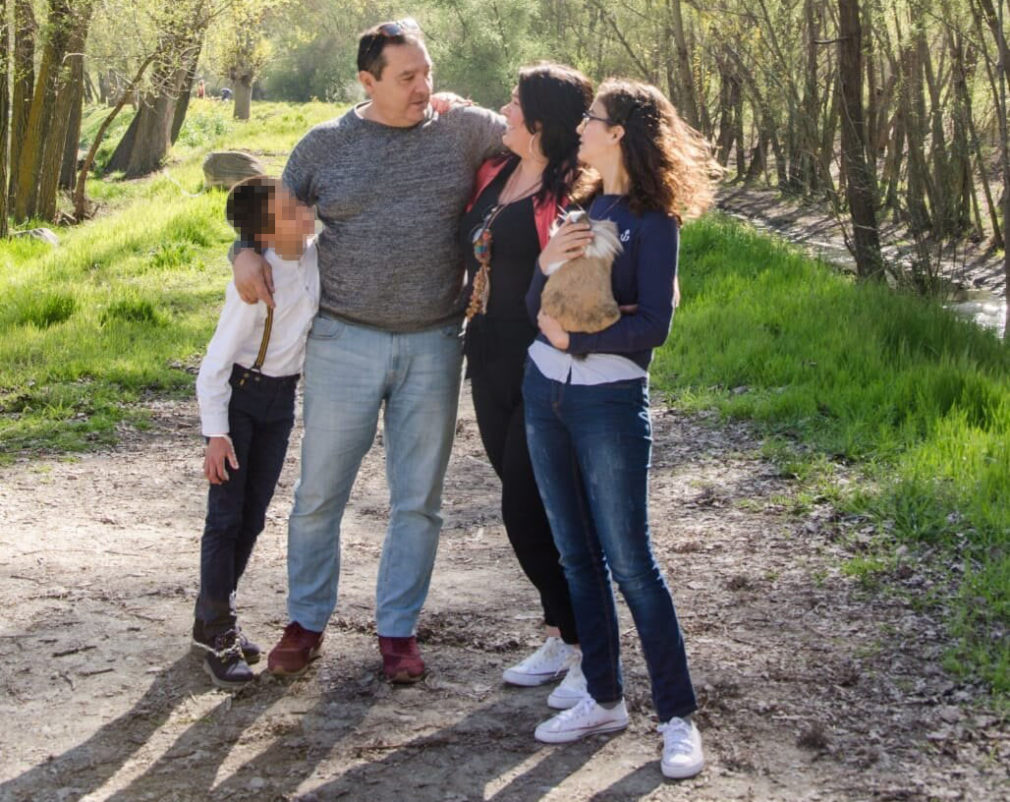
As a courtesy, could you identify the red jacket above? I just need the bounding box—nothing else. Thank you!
[466,156,562,249]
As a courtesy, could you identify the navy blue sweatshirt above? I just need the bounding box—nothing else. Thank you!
[525,194,679,371]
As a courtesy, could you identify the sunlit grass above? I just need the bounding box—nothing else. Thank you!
[1,100,341,458]
[654,215,1010,692]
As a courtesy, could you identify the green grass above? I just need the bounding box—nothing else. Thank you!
[654,215,1010,692]
[1,99,339,457]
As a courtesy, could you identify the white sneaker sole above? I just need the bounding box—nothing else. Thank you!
[534,717,628,744]
[661,755,704,779]
[503,667,567,687]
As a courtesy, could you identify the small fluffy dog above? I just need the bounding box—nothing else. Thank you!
[541,211,622,333]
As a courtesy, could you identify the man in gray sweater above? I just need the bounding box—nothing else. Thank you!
[232,19,503,682]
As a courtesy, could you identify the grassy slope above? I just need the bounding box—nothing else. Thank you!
[0,100,337,454]
[1,99,1007,691]
[660,217,1010,691]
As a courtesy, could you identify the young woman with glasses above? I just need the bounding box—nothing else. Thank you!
[523,79,719,780]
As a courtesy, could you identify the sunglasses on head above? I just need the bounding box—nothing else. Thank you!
[377,17,420,37]
[361,18,421,70]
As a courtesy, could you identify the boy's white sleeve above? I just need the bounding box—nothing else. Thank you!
[196,283,263,437]
[305,241,321,307]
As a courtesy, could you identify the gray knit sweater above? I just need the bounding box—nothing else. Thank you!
[281,103,504,331]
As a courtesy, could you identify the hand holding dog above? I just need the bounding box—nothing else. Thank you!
[537,310,570,350]
[538,219,594,273]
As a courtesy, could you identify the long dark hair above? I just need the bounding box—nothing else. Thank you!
[516,63,593,206]
[587,79,719,222]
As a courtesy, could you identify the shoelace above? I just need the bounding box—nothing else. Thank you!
[212,631,244,660]
[555,697,599,724]
[658,718,694,755]
[521,638,566,671]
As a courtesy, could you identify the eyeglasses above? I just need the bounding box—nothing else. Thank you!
[581,110,615,126]
[359,18,421,72]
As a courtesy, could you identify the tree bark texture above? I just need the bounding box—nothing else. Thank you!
[9,0,35,202]
[837,0,884,278]
[11,0,75,222]
[0,0,9,238]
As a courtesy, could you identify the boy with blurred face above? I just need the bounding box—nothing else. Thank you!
[193,177,320,689]
[231,19,505,683]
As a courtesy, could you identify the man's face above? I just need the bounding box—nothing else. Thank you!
[359,41,433,127]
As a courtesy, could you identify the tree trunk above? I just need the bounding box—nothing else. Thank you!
[59,20,88,191]
[35,2,92,220]
[667,0,701,128]
[107,24,206,177]
[11,0,75,222]
[838,0,884,279]
[233,76,253,120]
[0,0,9,238]
[105,88,177,177]
[171,40,202,144]
[9,0,35,204]
[899,40,933,234]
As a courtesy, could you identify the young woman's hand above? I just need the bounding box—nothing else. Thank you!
[204,436,239,485]
[537,310,570,350]
[234,248,274,307]
[538,219,594,273]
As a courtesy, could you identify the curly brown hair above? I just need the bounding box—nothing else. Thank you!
[580,79,720,223]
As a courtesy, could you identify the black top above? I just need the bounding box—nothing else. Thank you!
[460,158,540,378]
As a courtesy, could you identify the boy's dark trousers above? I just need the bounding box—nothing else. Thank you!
[195,365,298,638]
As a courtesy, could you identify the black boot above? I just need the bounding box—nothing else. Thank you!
[199,629,254,689]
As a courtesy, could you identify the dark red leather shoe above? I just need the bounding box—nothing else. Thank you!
[378,635,427,683]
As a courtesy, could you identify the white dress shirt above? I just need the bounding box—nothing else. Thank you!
[197,241,320,437]
[528,339,647,385]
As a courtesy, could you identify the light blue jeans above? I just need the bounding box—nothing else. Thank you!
[286,314,463,636]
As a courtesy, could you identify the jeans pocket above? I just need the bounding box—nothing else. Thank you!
[441,322,464,354]
[310,314,346,341]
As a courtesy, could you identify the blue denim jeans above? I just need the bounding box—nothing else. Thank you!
[523,360,697,722]
[286,315,463,636]
[197,367,297,635]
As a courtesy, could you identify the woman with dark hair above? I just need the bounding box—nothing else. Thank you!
[461,63,592,707]
[523,79,719,779]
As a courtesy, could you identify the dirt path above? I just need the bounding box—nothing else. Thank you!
[0,390,1007,801]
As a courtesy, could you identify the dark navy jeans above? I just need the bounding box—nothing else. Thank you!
[196,365,297,636]
[523,360,697,722]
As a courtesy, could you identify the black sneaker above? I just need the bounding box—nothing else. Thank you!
[193,619,261,665]
[200,630,254,689]
[236,628,262,665]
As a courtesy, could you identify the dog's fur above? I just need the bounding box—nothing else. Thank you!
[541,216,623,333]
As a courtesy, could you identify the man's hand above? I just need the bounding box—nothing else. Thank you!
[539,219,594,273]
[234,248,275,307]
[537,310,570,351]
[204,436,239,485]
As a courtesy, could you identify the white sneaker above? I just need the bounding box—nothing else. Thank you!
[659,717,704,779]
[547,652,589,709]
[534,697,629,743]
[503,636,575,687]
